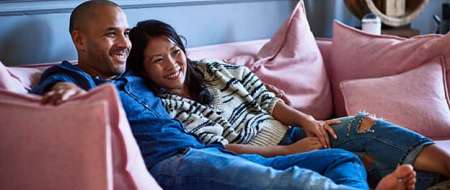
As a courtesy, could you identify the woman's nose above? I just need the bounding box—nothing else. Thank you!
[165,56,178,69]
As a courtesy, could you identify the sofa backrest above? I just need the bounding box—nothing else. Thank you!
[3,39,332,93]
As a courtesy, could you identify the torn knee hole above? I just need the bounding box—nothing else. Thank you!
[357,115,376,133]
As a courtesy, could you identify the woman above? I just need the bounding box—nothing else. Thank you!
[127,19,449,188]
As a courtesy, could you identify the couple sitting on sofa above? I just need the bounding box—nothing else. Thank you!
[31,0,449,189]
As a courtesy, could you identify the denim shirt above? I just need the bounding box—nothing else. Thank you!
[31,61,218,168]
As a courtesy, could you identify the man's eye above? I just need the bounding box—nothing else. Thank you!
[106,32,115,37]
[124,31,130,37]
[152,58,163,64]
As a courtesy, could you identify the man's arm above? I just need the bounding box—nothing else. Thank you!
[31,65,90,105]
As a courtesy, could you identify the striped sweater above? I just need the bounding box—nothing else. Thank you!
[160,59,289,146]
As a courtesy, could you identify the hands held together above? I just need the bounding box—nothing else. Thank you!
[289,115,342,154]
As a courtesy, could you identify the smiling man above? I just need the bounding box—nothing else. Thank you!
[70,1,130,80]
[32,0,131,104]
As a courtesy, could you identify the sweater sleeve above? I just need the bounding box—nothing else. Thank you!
[161,97,229,145]
[235,64,281,114]
[198,59,281,114]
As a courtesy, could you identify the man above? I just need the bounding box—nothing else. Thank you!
[32,1,415,189]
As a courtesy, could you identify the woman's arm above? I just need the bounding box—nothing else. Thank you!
[224,136,322,157]
[224,144,290,157]
[271,100,338,148]
[265,83,291,105]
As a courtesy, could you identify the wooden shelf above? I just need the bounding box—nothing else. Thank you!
[382,25,420,38]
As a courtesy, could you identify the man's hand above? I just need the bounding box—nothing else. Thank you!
[41,82,86,105]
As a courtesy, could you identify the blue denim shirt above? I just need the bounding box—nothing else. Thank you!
[31,61,219,168]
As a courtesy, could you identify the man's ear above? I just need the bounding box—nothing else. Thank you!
[71,31,85,51]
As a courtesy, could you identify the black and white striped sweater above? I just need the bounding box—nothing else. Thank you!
[160,59,289,146]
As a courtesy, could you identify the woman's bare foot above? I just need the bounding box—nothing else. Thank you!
[375,164,416,190]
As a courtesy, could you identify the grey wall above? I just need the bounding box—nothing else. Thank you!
[4,0,445,66]
[0,0,297,66]
[305,0,450,38]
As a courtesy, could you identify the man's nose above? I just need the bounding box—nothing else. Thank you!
[117,33,131,49]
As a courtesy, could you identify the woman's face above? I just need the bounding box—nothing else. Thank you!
[143,36,187,93]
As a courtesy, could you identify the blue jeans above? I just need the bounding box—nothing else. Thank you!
[280,112,442,189]
[150,147,368,190]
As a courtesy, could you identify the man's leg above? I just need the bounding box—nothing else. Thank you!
[150,147,366,190]
[240,148,369,189]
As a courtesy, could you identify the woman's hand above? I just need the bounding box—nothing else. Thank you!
[271,98,340,148]
[265,83,291,105]
[301,117,340,148]
[42,82,86,105]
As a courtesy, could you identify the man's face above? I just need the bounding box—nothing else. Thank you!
[76,6,131,79]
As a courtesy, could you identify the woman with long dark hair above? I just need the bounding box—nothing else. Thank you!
[127,19,449,189]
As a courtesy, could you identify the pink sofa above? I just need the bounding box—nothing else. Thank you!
[1,37,449,189]
[3,38,449,156]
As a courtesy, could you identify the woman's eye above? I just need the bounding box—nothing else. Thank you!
[172,49,180,56]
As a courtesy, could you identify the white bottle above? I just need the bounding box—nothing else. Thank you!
[362,13,382,35]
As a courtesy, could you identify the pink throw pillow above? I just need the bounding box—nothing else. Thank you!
[227,0,333,119]
[8,66,49,91]
[0,92,111,190]
[0,61,28,93]
[330,21,450,116]
[0,85,161,190]
[340,59,450,140]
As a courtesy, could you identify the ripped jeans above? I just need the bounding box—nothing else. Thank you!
[279,112,442,189]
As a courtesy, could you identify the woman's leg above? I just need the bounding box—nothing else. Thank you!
[328,112,448,186]
[413,144,450,178]
[342,113,450,178]
[283,112,445,188]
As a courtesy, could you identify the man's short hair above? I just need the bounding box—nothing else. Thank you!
[69,0,120,33]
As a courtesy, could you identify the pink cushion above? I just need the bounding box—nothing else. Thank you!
[0,85,161,190]
[0,61,28,93]
[330,21,450,117]
[341,59,450,140]
[8,66,49,91]
[227,0,333,119]
[188,39,268,60]
[0,91,111,190]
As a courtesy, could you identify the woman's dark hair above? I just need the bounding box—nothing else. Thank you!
[127,19,212,104]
